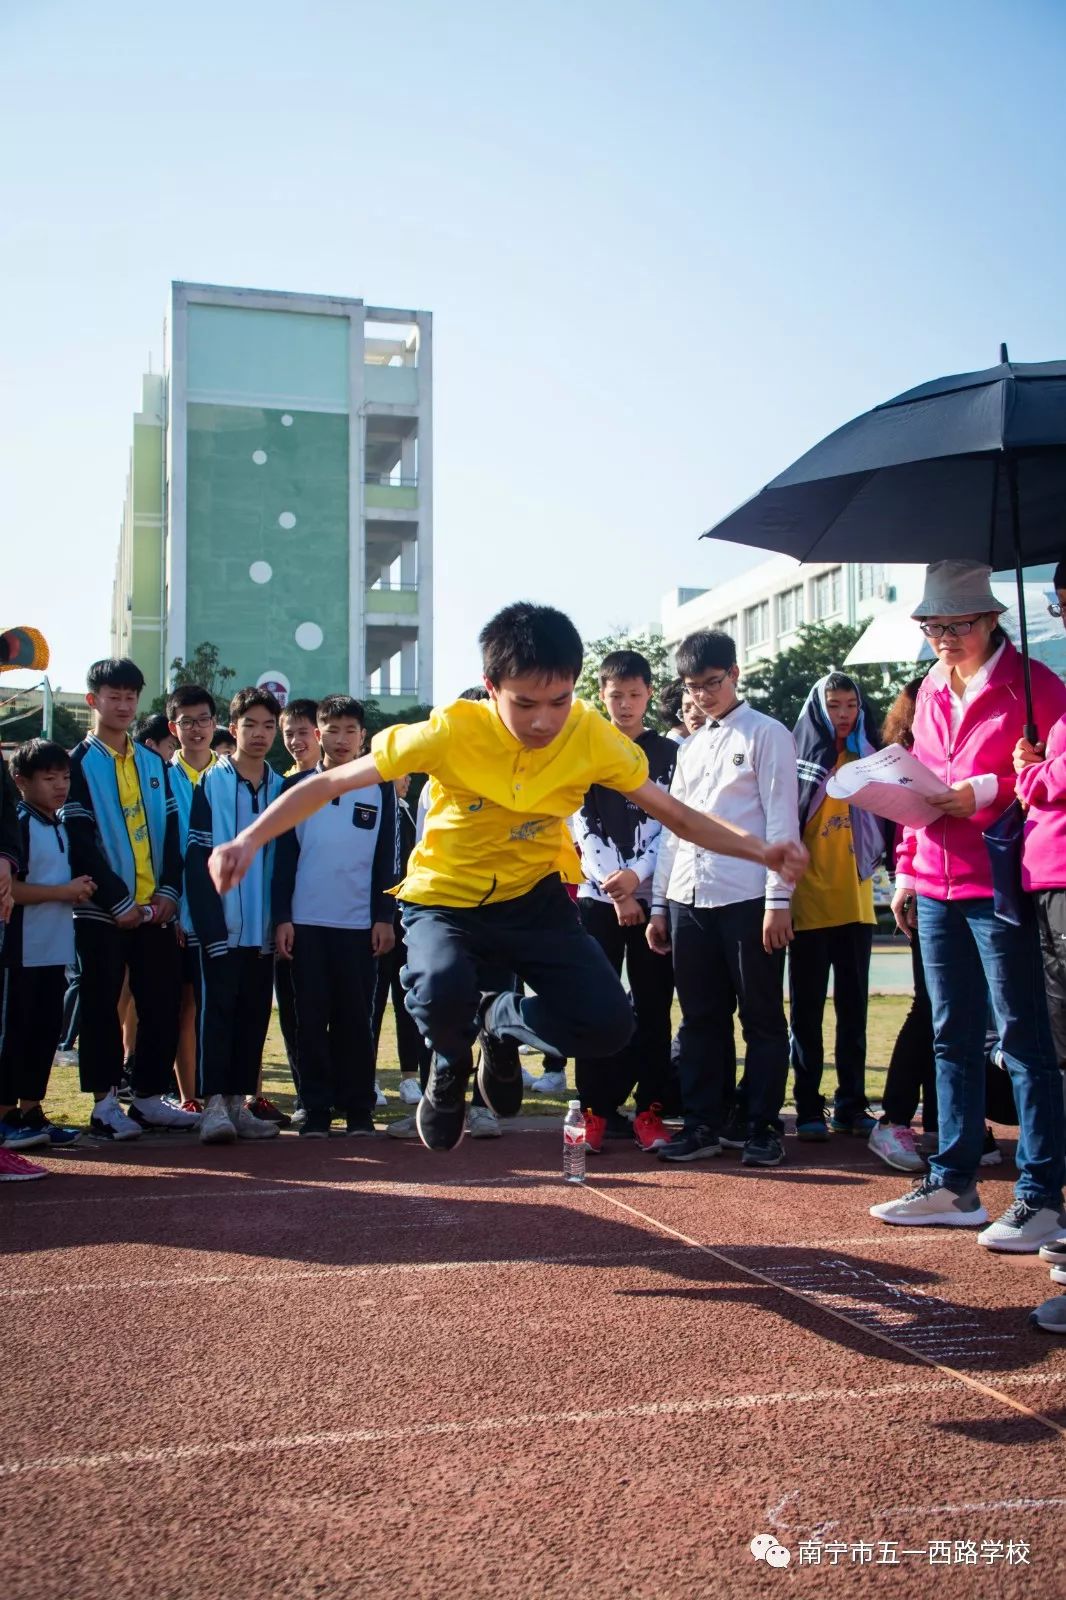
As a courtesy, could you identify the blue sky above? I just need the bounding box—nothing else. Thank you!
[3,0,1065,700]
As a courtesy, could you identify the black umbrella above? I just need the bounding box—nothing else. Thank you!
[701,347,1066,737]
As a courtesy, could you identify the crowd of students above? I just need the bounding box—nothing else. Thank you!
[3,560,1066,1331]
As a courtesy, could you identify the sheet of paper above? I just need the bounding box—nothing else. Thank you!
[826,745,954,829]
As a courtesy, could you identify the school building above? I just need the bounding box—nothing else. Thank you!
[110,281,433,711]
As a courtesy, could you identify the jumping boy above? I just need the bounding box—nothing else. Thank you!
[167,684,219,1111]
[273,696,397,1137]
[209,604,807,1152]
[64,659,196,1139]
[571,649,677,1152]
[185,687,284,1144]
[0,740,93,1151]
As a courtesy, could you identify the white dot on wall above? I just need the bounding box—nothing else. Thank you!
[252,450,268,465]
[278,511,297,529]
[281,414,293,426]
[249,561,273,584]
[295,622,324,651]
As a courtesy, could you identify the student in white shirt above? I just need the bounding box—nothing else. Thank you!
[648,629,800,1168]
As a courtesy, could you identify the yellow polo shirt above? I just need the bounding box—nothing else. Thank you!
[103,737,156,904]
[791,753,876,932]
[372,698,649,907]
[175,750,215,786]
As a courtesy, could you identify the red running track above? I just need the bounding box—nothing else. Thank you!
[3,1124,1066,1598]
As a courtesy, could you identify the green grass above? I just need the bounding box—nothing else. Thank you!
[41,996,908,1132]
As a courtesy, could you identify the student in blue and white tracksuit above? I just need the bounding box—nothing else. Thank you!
[272,696,397,1138]
[185,687,284,1145]
[166,684,218,1110]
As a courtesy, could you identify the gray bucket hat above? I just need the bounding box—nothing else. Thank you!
[910,560,1008,619]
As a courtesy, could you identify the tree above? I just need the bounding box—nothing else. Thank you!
[741,620,917,732]
[576,627,675,731]
[150,642,236,714]
[0,699,83,749]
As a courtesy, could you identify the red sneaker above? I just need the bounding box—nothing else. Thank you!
[0,1148,47,1181]
[584,1111,606,1154]
[181,1099,203,1115]
[633,1103,671,1152]
[246,1096,291,1128]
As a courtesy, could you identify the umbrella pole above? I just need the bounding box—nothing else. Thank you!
[1006,454,1037,741]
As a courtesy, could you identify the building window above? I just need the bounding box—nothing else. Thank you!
[744,600,769,647]
[857,562,885,602]
[713,615,738,643]
[812,567,842,619]
[776,585,803,635]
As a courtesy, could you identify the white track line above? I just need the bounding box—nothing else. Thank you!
[4,1375,1047,1480]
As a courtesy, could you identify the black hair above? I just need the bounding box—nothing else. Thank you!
[166,684,216,720]
[458,685,490,701]
[86,657,145,694]
[1054,559,1066,590]
[210,727,237,751]
[133,713,173,747]
[478,602,583,687]
[657,677,684,726]
[11,738,71,780]
[317,695,365,724]
[823,672,860,696]
[229,686,281,722]
[674,630,737,678]
[280,698,318,724]
[598,649,652,690]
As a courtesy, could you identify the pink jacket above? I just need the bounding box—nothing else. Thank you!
[1018,713,1066,891]
[896,642,1066,901]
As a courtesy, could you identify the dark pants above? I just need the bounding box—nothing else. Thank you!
[789,922,874,1122]
[275,957,300,1091]
[399,876,633,1077]
[373,921,431,1081]
[292,925,377,1119]
[1036,889,1066,1073]
[881,928,938,1130]
[669,897,789,1134]
[75,920,181,1096]
[0,964,67,1103]
[575,897,675,1116]
[919,894,1064,1205]
[59,961,80,1050]
[198,947,274,1098]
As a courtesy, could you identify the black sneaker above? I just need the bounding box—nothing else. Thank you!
[657,1125,721,1162]
[719,1107,749,1150]
[345,1114,376,1137]
[603,1110,634,1139]
[416,1056,470,1151]
[299,1114,331,1139]
[741,1128,785,1167]
[475,1000,524,1118]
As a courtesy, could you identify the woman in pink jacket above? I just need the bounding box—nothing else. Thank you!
[875,561,1066,1253]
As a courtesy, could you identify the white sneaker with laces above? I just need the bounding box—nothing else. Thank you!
[398,1077,423,1106]
[200,1095,238,1144]
[531,1070,567,1096]
[467,1105,502,1139]
[230,1097,280,1140]
[978,1201,1066,1254]
[130,1095,200,1130]
[90,1090,142,1141]
[868,1121,924,1173]
[374,1082,388,1108]
[386,1113,419,1140]
[870,1176,987,1227]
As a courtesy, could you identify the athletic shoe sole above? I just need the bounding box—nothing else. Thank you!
[415,1093,465,1152]
[657,1144,722,1162]
[1,1130,51,1152]
[870,1206,988,1228]
[475,1034,524,1119]
[741,1147,785,1167]
[1030,1309,1066,1334]
[978,1232,1065,1255]
[89,1121,142,1142]
[1047,1265,1066,1286]
[1039,1240,1066,1263]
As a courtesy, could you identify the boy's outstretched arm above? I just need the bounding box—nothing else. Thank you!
[209,753,388,893]
[630,780,809,884]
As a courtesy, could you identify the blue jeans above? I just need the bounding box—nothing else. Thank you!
[918,894,1064,1206]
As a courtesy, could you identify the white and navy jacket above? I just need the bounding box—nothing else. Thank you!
[169,752,216,938]
[652,702,800,914]
[62,736,181,925]
[572,728,677,907]
[271,766,397,931]
[185,758,285,958]
[1,802,84,970]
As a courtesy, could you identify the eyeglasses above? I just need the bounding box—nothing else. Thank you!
[175,714,215,730]
[918,620,982,639]
[1049,603,1063,620]
[682,673,731,698]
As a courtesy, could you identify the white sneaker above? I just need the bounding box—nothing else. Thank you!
[89,1090,142,1142]
[200,1095,238,1145]
[978,1201,1066,1254]
[290,1107,308,1130]
[518,1044,538,1056]
[868,1121,924,1173]
[374,1082,388,1108]
[53,1049,79,1067]
[386,1113,419,1140]
[398,1077,423,1106]
[129,1095,200,1131]
[531,1070,567,1096]
[231,1098,280,1140]
[467,1105,502,1139]
[521,1066,536,1089]
[870,1176,987,1227]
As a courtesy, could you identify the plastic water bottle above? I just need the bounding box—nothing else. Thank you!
[563,1100,587,1184]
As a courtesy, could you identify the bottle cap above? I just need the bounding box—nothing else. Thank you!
[567,1099,581,1109]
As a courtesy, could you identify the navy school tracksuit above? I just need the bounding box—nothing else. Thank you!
[271,768,397,1121]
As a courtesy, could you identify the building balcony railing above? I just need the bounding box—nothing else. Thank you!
[366,585,418,617]
[365,474,418,488]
